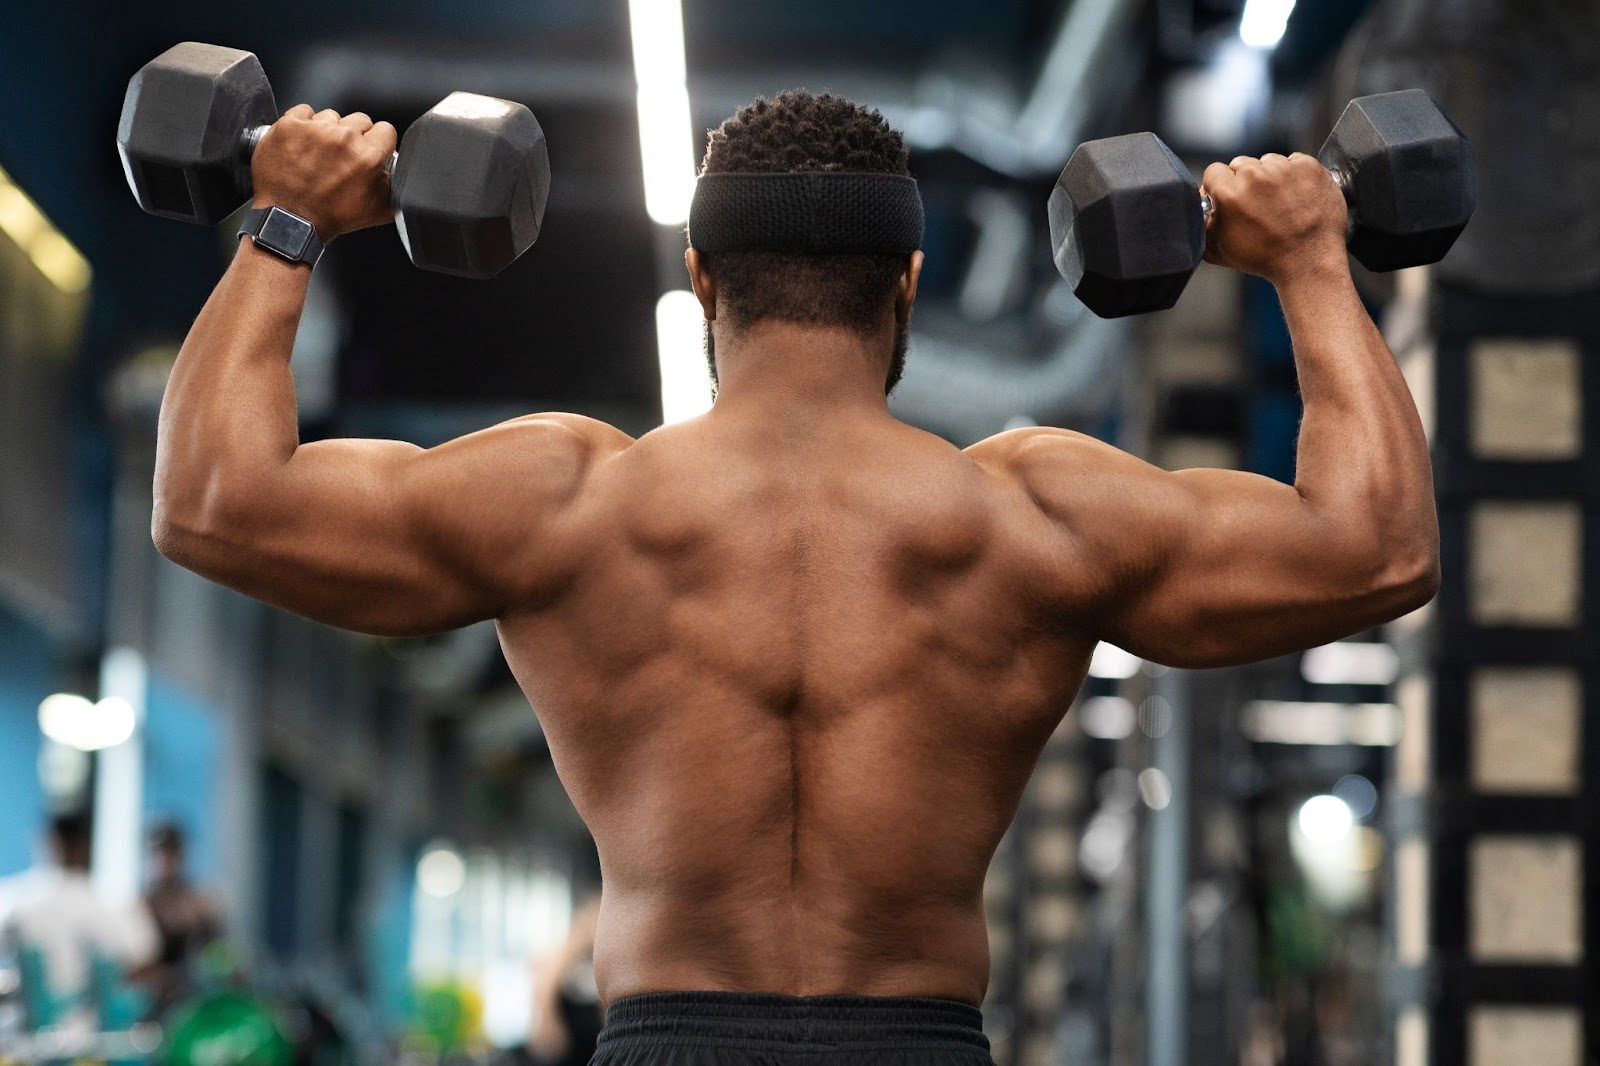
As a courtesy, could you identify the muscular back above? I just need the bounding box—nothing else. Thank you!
[154,221,1438,1017]
[497,413,1095,1006]
[156,127,1438,1014]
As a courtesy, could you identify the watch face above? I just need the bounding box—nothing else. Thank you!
[258,208,314,258]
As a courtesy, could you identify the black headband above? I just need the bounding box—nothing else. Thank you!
[688,172,924,255]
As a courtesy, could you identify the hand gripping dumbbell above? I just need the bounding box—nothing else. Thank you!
[116,42,551,279]
[1048,89,1478,318]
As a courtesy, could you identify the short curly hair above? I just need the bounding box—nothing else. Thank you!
[699,91,912,336]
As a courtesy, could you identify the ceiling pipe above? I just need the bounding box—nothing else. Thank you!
[692,0,1143,179]
[893,302,1132,445]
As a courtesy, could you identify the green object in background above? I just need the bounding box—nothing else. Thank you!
[162,991,294,1066]
[411,980,481,1054]
[1264,880,1333,979]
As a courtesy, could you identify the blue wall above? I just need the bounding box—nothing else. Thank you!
[141,674,222,885]
[0,606,54,876]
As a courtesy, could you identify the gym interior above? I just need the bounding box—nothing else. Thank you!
[0,0,1594,1063]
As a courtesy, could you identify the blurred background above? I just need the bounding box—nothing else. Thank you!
[1,0,1596,1063]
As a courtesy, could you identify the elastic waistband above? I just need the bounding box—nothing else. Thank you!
[598,991,990,1053]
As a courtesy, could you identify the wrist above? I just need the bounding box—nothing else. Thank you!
[232,235,315,281]
[1269,246,1350,295]
[239,205,326,270]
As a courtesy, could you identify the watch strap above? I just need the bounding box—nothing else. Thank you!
[237,205,325,268]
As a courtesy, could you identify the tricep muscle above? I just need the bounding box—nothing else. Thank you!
[976,428,1435,668]
[154,413,627,636]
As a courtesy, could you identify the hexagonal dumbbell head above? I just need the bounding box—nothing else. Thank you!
[391,93,551,279]
[1049,132,1206,319]
[1318,88,1477,272]
[117,43,278,224]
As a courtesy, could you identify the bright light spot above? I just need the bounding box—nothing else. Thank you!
[417,844,466,898]
[1078,696,1135,740]
[1241,700,1402,746]
[38,694,91,739]
[1088,643,1141,680]
[1288,801,1373,910]
[431,92,518,121]
[1137,768,1172,810]
[0,166,92,295]
[629,0,696,226]
[37,694,136,752]
[1297,794,1354,844]
[636,86,697,226]
[481,958,534,1047]
[30,230,92,294]
[656,290,712,424]
[628,0,688,86]
[1239,0,1296,48]
[1161,40,1268,150]
[0,183,45,246]
[1333,773,1379,821]
[1302,641,1401,686]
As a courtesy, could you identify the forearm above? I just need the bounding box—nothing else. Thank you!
[154,240,308,532]
[1278,256,1438,575]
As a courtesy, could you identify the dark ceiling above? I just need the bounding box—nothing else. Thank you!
[2,0,1368,434]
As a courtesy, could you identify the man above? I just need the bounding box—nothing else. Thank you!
[524,892,602,1066]
[0,814,158,1029]
[139,822,221,1013]
[152,91,1437,1065]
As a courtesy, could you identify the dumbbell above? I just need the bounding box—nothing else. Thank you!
[1048,89,1478,318]
[116,42,550,279]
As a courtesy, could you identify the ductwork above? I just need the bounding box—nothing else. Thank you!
[893,300,1133,445]
[698,0,1147,439]
[693,0,1146,179]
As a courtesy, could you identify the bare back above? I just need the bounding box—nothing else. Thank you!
[497,413,1094,1006]
[156,104,1439,1021]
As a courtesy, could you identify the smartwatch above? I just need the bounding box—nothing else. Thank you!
[237,206,326,268]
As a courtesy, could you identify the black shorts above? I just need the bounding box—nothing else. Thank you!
[590,991,995,1065]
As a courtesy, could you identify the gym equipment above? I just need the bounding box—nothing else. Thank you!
[117,42,551,278]
[160,990,294,1066]
[1048,89,1478,318]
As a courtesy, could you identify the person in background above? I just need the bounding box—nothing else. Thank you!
[0,813,158,1029]
[139,822,222,1013]
[526,893,602,1066]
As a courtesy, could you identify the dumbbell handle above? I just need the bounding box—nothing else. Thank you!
[241,124,399,179]
[1198,166,1351,225]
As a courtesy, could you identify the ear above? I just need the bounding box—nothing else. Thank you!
[685,248,717,321]
[895,250,924,326]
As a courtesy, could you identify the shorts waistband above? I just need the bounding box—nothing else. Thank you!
[598,991,990,1053]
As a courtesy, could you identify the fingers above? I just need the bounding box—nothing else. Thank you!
[1229,155,1259,170]
[1201,161,1239,199]
[339,111,375,133]
[364,120,399,159]
[1200,162,1242,260]
[282,103,315,120]
[313,108,341,123]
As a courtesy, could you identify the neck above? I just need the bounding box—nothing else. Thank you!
[710,319,895,416]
